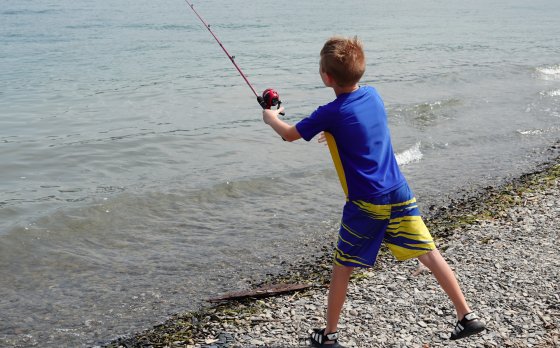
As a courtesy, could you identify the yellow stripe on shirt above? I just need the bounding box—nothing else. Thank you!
[325,132,349,199]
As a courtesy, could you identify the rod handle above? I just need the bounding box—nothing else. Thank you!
[258,97,286,141]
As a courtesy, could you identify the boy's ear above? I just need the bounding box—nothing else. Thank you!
[323,71,336,86]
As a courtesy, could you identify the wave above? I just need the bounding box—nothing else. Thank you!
[396,142,423,166]
[537,65,560,75]
[540,89,560,97]
[1,9,58,15]
[517,129,544,136]
[120,23,199,31]
[517,126,559,136]
[536,65,560,80]
[391,99,461,128]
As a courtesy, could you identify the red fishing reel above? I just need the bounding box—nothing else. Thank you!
[257,88,283,114]
[261,88,281,109]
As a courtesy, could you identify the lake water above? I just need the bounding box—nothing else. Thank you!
[1,0,559,346]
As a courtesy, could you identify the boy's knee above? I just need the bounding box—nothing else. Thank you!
[417,249,441,265]
[332,264,354,275]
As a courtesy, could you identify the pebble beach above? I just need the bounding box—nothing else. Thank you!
[106,149,560,348]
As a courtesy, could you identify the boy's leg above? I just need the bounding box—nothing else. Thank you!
[417,249,470,320]
[325,264,354,338]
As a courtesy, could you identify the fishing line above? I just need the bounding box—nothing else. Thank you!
[183,0,283,111]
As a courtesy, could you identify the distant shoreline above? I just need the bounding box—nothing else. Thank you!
[104,141,560,348]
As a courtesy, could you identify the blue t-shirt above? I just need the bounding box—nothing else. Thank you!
[296,85,405,200]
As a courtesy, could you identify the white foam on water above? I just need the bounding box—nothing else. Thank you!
[537,65,560,75]
[517,125,560,135]
[536,65,560,80]
[396,142,423,166]
[517,129,544,136]
[539,89,560,97]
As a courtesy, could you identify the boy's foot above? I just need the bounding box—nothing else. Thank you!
[310,328,345,347]
[450,312,486,340]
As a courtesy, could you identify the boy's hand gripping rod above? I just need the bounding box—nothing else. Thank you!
[184,0,284,114]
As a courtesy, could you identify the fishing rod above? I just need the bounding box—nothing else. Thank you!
[183,0,283,113]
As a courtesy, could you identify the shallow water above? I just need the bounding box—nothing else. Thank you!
[1,0,559,346]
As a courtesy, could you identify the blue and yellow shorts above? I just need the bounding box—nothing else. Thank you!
[334,183,436,268]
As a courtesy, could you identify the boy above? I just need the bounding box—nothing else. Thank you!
[262,36,485,347]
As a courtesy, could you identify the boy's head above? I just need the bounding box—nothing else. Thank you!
[320,36,365,88]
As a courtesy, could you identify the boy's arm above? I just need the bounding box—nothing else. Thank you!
[262,107,302,142]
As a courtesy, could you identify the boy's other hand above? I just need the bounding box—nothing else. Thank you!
[262,106,285,125]
[318,131,328,145]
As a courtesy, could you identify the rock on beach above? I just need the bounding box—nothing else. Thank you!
[106,161,560,348]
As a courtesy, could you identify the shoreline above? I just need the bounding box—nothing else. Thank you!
[104,143,560,348]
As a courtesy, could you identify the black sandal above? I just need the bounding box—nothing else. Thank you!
[310,328,345,347]
[450,312,486,340]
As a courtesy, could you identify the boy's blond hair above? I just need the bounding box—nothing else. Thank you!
[320,36,365,87]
